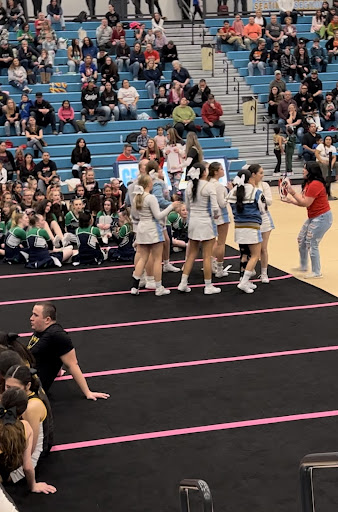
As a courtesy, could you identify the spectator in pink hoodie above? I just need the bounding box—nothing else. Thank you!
[232,14,245,38]
[58,100,80,134]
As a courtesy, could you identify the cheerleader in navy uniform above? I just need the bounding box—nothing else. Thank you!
[4,211,29,264]
[108,208,135,261]
[25,214,75,269]
[249,164,274,283]
[207,161,231,278]
[74,211,106,265]
[178,163,221,295]
[5,365,54,482]
[227,169,266,294]
[131,174,180,296]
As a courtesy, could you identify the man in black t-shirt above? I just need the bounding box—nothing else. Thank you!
[301,122,317,161]
[34,151,57,194]
[303,70,323,108]
[27,302,110,400]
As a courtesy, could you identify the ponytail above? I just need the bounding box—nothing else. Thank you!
[6,365,41,394]
[10,211,23,228]
[207,162,222,180]
[0,389,28,472]
[134,175,152,211]
[189,163,206,202]
[235,170,251,214]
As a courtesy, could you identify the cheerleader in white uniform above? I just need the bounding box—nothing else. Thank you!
[249,164,275,283]
[178,163,221,295]
[227,169,266,294]
[207,161,230,278]
[131,174,180,296]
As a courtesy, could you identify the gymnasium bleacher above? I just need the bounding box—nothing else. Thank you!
[2,19,246,191]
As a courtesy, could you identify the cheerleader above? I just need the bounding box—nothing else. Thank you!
[96,198,119,244]
[207,162,230,278]
[249,164,274,283]
[227,169,266,294]
[167,203,189,251]
[5,365,54,482]
[178,163,221,295]
[65,199,84,235]
[74,211,106,265]
[25,214,75,269]
[108,207,135,262]
[4,211,29,264]
[131,174,180,296]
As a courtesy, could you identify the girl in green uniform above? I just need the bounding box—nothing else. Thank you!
[4,211,29,264]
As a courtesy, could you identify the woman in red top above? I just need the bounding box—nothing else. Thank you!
[286,162,333,278]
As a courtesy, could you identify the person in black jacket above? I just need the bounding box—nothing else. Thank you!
[187,79,211,107]
[161,41,178,70]
[18,40,39,82]
[100,81,119,120]
[81,79,111,124]
[71,137,92,178]
[105,4,119,26]
[129,41,145,80]
[116,39,130,72]
[30,92,57,134]
[0,40,14,75]
[248,40,268,76]
[0,140,15,180]
[100,55,119,90]
[152,85,172,117]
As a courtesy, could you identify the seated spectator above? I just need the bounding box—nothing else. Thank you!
[331,80,338,100]
[25,116,44,158]
[325,6,336,25]
[311,37,327,72]
[269,41,283,73]
[303,69,323,108]
[18,92,33,134]
[277,90,297,131]
[82,37,98,66]
[172,97,196,138]
[6,0,25,31]
[161,40,178,69]
[37,48,53,83]
[154,29,167,53]
[320,92,338,129]
[278,0,298,24]
[311,9,326,38]
[302,95,322,131]
[79,55,98,85]
[326,29,338,63]
[0,2,8,30]
[35,151,57,194]
[71,138,91,178]
[243,16,262,50]
[152,11,165,33]
[254,10,266,32]
[187,78,211,107]
[117,79,139,120]
[285,102,303,140]
[232,13,245,38]
[248,39,268,76]
[81,79,111,124]
[216,20,244,52]
[17,22,34,45]
[20,187,34,209]
[327,14,338,38]
[96,18,113,53]
[144,59,161,99]
[111,22,125,51]
[8,58,31,93]
[116,143,137,162]
[201,94,225,138]
[265,14,284,51]
[0,39,13,76]
[137,127,151,154]
[58,100,79,134]
[315,135,338,178]
[168,81,184,112]
[41,33,57,66]
[268,85,283,121]
[100,81,119,120]
[115,38,130,72]
[144,28,155,46]
[38,20,57,48]
[17,152,35,182]
[171,59,191,91]
[31,91,57,134]
[283,16,297,47]
[100,55,119,90]
[301,122,317,161]
[280,46,296,82]
[106,4,120,27]
[144,42,162,73]
[134,22,146,44]
[67,38,82,73]
[46,0,65,30]
[34,11,46,39]
[294,83,310,108]
[97,46,109,71]
[3,98,20,137]
[295,46,310,80]
[152,85,171,118]
[269,69,286,93]
[14,146,25,170]
[129,42,145,80]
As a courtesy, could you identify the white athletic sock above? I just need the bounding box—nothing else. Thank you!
[242,270,251,285]
[146,275,154,282]
[155,281,162,289]
[181,274,188,285]
[163,260,169,266]
[261,267,268,275]
[217,262,223,271]
[204,279,212,286]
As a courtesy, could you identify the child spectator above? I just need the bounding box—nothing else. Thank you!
[154,126,166,150]
[58,100,79,134]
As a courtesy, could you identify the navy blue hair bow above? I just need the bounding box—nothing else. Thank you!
[0,406,17,425]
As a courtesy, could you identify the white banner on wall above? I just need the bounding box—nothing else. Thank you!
[251,0,322,10]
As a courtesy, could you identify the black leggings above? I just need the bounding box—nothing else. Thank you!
[274,149,281,174]
[193,4,203,18]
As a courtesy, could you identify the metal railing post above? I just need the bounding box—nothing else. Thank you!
[234,77,240,114]
[223,59,229,94]
[262,116,270,155]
